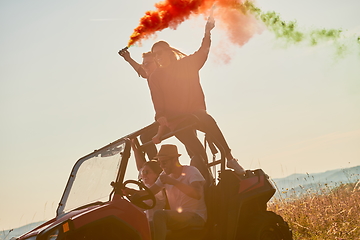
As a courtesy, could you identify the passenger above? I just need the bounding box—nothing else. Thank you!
[149,144,207,240]
[148,17,245,175]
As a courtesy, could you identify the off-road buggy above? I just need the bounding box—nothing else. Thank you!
[14,117,292,240]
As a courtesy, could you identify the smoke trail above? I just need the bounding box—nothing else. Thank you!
[127,0,216,47]
[243,1,342,45]
[127,0,359,57]
[214,2,262,47]
[127,0,261,47]
[242,1,360,56]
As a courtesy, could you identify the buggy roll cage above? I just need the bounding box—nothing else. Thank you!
[56,114,227,217]
[124,113,229,175]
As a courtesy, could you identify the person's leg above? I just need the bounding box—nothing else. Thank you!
[194,111,231,155]
[174,128,207,161]
[140,124,171,160]
[149,221,155,240]
[152,210,168,240]
[152,210,205,240]
[174,128,212,183]
[193,111,232,157]
[166,211,205,230]
[194,111,245,174]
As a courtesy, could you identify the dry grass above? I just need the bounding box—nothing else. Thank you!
[268,181,360,240]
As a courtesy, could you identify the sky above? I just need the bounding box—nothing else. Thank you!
[1,0,359,231]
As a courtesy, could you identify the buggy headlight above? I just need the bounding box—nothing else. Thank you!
[25,237,37,240]
[45,228,59,240]
[10,237,36,240]
[40,221,71,240]
[12,237,37,240]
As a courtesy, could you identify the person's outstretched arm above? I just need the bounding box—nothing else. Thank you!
[193,17,215,69]
[118,48,147,78]
[200,16,215,52]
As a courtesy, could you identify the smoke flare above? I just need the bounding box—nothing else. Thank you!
[127,0,359,57]
[127,0,215,47]
[127,0,261,47]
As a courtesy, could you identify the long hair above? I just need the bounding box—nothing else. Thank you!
[151,41,187,61]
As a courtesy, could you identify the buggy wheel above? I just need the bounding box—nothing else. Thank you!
[245,211,292,240]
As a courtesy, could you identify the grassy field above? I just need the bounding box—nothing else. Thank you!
[2,180,359,240]
[269,181,360,240]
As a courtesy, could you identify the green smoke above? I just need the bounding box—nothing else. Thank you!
[242,1,359,57]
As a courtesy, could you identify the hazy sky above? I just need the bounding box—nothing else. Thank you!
[1,0,359,231]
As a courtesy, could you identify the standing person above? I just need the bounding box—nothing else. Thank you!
[148,144,207,240]
[119,48,211,180]
[148,17,245,175]
[118,50,158,159]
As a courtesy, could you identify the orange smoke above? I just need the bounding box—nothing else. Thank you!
[127,0,262,48]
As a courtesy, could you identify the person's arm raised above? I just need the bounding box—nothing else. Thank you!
[193,17,215,69]
[199,16,215,53]
[131,139,147,171]
[118,48,147,78]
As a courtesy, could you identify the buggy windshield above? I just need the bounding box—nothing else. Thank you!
[57,140,126,216]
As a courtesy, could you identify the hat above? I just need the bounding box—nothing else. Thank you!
[154,144,181,159]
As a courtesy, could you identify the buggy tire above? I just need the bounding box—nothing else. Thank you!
[244,211,292,240]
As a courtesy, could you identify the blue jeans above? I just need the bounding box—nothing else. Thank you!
[152,210,205,240]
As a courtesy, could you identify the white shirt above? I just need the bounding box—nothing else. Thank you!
[155,166,207,221]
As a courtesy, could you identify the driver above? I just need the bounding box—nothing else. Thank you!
[149,144,207,240]
[126,140,168,224]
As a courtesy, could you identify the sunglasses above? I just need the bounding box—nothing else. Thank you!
[141,170,149,175]
[141,169,154,175]
[153,49,169,57]
[158,157,176,165]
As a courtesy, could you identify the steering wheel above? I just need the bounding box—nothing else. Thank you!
[123,180,156,210]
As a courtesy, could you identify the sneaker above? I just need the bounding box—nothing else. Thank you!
[226,158,245,175]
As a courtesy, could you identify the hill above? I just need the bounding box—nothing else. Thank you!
[271,165,360,198]
[0,221,45,240]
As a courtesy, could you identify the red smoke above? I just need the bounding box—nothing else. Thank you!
[127,0,261,48]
